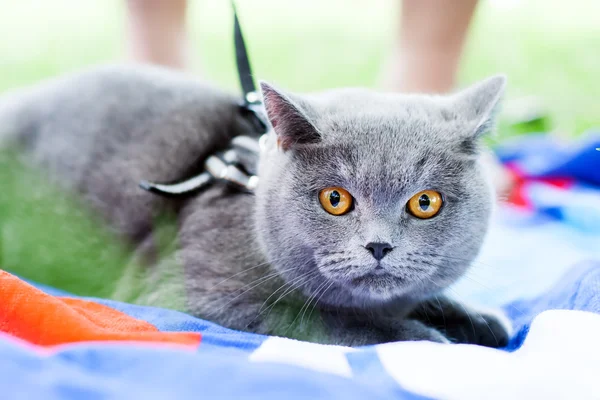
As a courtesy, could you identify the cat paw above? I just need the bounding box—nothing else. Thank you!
[409,297,512,348]
[415,326,451,344]
[393,319,451,344]
[443,309,511,348]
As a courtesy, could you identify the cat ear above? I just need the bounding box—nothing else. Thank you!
[452,75,507,139]
[259,81,321,151]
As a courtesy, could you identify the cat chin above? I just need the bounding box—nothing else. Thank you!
[350,284,417,304]
[327,274,423,306]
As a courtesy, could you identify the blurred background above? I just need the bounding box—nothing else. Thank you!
[1,0,598,138]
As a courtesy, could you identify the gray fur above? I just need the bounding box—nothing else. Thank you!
[0,64,509,346]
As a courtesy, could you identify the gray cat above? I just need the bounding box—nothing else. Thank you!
[0,64,510,346]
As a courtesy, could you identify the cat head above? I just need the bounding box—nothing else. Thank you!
[255,76,506,308]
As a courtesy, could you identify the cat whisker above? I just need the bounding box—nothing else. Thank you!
[205,254,291,292]
[443,286,478,342]
[297,279,330,328]
[446,268,528,316]
[306,280,335,324]
[413,272,478,342]
[456,274,527,317]
[445,285,499,347]
[316,250,347,257]
[206,265,299,318]
[413,252,502,272]
[434,295,446,333]
[415,260,527,344]
[403,259,435,273]
[227,264,296,296]
[243,275,305,331]
[286,285,321,335]
[326,265,353,273]
[256,268,316,314]
[252,270,321,325]
[418,257,527,317]
[256,278,322,333]
[319,257,353,268]
[416,258,528,318]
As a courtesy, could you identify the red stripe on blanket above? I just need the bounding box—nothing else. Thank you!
[505,163,532,209]
[0,271,201,347]
[505,163,575,209]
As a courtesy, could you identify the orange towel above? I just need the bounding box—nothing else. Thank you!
[0,270,200,347]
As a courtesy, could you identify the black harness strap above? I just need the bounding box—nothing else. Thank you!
[232,1,268,133]
[233,2,257,105]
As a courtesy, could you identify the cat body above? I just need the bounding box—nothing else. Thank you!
[0,64,510,346]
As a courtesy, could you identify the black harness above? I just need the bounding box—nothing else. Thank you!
[139,3,268,197]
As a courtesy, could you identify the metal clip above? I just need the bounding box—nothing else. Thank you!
[139,134,264,197]
[139,172,213,197]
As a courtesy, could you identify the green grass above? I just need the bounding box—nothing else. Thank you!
[1,0,599,299]
[1,0,598,137]
[0,153,188,308]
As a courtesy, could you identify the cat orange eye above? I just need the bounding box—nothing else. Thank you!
[319,187,353,215]
[406,190,443,219]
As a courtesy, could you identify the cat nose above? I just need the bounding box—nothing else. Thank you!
[365,242,393,261]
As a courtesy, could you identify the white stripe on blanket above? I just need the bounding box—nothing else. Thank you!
[249,336,354,377]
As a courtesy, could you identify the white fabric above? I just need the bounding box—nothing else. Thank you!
[249,336,354,377]
[377,310,600,400]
